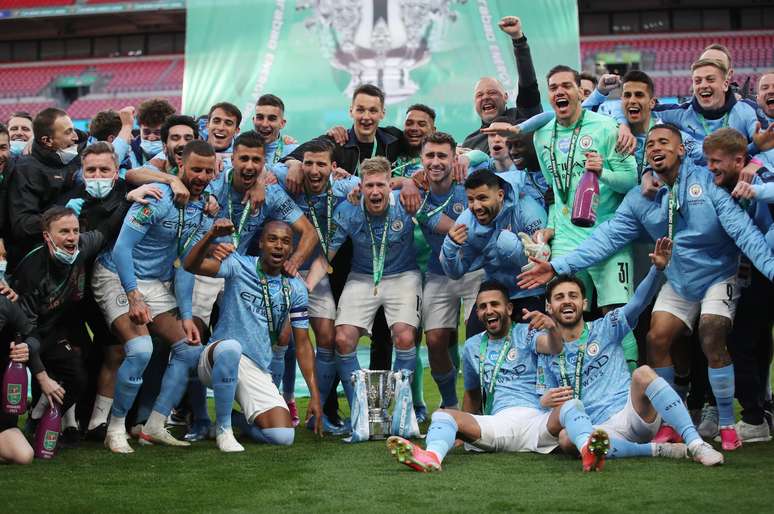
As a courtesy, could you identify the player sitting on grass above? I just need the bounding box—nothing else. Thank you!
[184,218,322,452]
[543,238,724,470]
[386,280,564,472]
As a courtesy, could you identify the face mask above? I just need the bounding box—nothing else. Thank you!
[52,244,79,265]
[0,260,6,283]
[85,177,115,199]
[140,138,163,157]
[57,144,79,164]
[10,140,26,156]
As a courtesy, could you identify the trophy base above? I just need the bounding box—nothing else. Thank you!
[368,419,391,440]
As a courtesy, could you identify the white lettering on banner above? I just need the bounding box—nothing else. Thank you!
[242,0,286,120]
[476,0,512,91]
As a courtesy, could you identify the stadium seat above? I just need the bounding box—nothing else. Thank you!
[67,94,182,119]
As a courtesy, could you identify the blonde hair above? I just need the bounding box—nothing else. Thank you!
[360,155,391,180]
[691,58,728,77]
[702,128,747,157]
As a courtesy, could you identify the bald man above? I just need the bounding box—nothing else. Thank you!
[462,16,542,153]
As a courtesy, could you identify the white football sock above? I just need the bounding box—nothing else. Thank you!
[107,415,126,434]
[144,410,167,432]
[88,395,113,430]
[62,405,78,429]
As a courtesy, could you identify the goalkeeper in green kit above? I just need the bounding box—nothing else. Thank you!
[525,65,639,369]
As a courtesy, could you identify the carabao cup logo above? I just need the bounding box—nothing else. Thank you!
[6,383,21,405]
[44,430,58,451]
[300,0,465,104]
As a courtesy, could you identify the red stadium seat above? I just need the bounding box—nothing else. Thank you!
[67,94,182,120]
[2,0,74,6]
[0,100,56,123]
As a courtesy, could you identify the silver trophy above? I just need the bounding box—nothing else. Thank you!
[298,0,466,105]
[362,369,396,439]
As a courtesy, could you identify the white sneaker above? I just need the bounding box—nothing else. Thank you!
[698,405,719,438]
[735,420,772,443]
[130,423,153,446]
[105,431,134,454]
[689,441,724,466]
[140,425,191,447]
[216,428,245,453]
[653,442,688,459]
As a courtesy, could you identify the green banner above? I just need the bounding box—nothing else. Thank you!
[183,0,579,143]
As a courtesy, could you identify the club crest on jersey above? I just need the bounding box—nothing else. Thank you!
[116,294,129,307]
[507,348,518,361]
[452,202,464,214]
[391,219,404,232]
[587,342,600,357]
[688,183,703,198]
[579,135,593,150]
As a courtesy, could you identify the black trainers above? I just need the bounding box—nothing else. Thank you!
[58,427,81,449]
[84,423,108,442]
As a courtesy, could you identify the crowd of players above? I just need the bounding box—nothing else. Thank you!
[1,15,774,471]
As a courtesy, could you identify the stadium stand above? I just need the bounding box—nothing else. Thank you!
[5,0,74,6]
[0,64,86,98]
[67,93,181,119]
[0,99,56,122]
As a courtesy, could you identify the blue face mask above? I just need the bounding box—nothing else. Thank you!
[0,260,6,283]
[140,138,163,157]
[85,177,115,199]
[57,144,79,164]
[52,245,79,265]
[10,140,26,156]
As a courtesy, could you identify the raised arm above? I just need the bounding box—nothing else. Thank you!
[622,238,671,328]
[183,218,236,277]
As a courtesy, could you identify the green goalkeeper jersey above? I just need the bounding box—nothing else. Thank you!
[533,109,637,256]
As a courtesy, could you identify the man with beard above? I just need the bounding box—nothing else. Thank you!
[305,157,419,413]
[184,219,323,451]
[462,16,542,153]
[541,247,723,469]
[92,140,216,453]
[385,280,563,472]
[518,124,774,451]
[253,94,298,166]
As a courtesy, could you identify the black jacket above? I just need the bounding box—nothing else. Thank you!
[462,35,543,153]
[6,130,88,262]
[0,295,44,376]
[284,126,409,175]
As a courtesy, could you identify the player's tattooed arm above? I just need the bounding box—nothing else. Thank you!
[285,215,318,277]
[183,218,236,277]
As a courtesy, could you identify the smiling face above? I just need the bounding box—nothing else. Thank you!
[548,71,582,124]
[45,213,79,256]
[253,105,285,144]
[645,127,685,177]
[621,81,656,127]
[692,65,728,110]
[302,150,334,195]
[362,170,391,216]
[757,73,774,119]
[45,115,78,151]
[403,109,435,148]
[259,222,293,273]
[546,281,584,329]
[180,152,216,198]
[476,289,513,338]
[580,78,595,101]
[207,108,239,151]
[487,133,510,161]
[421,141,453,185]
[507,134,539,170]
[474,78,508,124]
[466,184,504,226]
[350,93,385,141]
[705,147,744,188]
[8,116,33,142]
[232,144,265,192]
[164,124,196,168]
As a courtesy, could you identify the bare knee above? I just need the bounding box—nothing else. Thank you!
[392,325,416,350]
[698,315,732,366]
[632,365,657,389]
[334,328,358,354]
[558,430,577,455]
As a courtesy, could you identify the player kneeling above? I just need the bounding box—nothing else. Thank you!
[541,238,723,469]
[387,280,565,472]
[184,219,322,452]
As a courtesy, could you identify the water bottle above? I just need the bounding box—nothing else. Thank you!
[34,401,62,460]
[571,169,600,228]
[2,336,28,415]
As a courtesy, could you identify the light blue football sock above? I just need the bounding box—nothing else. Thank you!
[708,365,736,427]
[270,346,288,388]
[315,347,336,406]
[335,350,361,408]
[560,399,593,450]
[282,339,297,399]
[393,347,417,373]
[187,377,210,425]
[608,438,653,459]
[231,410,294,446]
[152,340,202,416]
[425,411,458,462]
[212,339,241,430]
[646,376,701,445]
[134,340,167,423]
[111,335,152,418]
[653,366,679,399]
[431,367,458,408]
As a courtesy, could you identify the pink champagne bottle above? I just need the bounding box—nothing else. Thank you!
[34,401,62,460]
[2,359,28,415]
[571,170,600,228]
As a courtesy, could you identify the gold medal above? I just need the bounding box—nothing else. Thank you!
[173,258,181,269]
[327,264,334,274]
[562,206,570,216]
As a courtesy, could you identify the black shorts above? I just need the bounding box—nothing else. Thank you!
[0,411,19,432]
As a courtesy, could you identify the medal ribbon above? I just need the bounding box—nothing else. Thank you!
[549,110,585,205]
[354,141,379,177]
[365,206,389,294]
[272,138,284,164]
[414,188,454,225]
[667,178,680,240]
[256,260,291,345]
[391,157,420,177]
[478,333,513,415]
[176,199,207,262]
[558,324,590,399]
[696,112,728,137]
[304,182,334,271]
[227,172,252,246]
